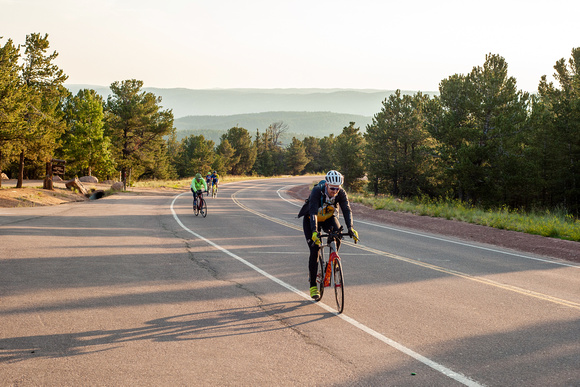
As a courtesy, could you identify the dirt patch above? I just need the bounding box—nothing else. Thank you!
[288,184,580,264]
[0,186,88,207]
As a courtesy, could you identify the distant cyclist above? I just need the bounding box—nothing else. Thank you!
[210,170,220,193]
[191,173,208,207]
[298,170,359,300]
[205,172,212,188]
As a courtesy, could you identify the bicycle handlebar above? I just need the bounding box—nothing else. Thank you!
[318,232,350,238]
[319,226,359,243]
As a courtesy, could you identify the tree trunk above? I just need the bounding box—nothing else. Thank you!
[43,161,53,190]
[121,168,127,191]
[0,149,3,188]
[16,150,24,188]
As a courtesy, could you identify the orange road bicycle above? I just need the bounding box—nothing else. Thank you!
[315,227,351,314]
[193,190,208,217]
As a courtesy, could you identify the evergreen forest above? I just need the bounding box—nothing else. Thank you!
[1,33,579,217]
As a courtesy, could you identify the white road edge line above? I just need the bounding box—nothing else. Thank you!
[277,186,580,269]
[171,192,482,387]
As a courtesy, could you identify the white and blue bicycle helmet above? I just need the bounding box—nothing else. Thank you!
[325,170,344,185]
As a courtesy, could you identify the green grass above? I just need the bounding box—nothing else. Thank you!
[133,174,324,190]
[349,193,580,242]
[132,178,191,189]
[132,175,274,189]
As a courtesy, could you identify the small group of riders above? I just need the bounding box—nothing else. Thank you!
[190,170,219,206]
[189,169,359,301]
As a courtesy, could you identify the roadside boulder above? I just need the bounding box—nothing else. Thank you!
[79,176,99,184]
[65,177,89,196]
[1,173,8,180]
[111,182,124,191]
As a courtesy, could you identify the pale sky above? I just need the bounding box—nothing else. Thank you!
[1,0,579,93]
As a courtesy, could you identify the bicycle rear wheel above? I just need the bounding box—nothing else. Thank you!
[200,198,207,217]
[333,258,344,313]
[316,252,325,301]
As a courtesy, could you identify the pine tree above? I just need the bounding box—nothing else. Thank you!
[432,54,529,206]
[365,91,437,197]
[175,134,215,178]
[105,79,174,188]
[533,48,580,215]
[19,33,68,188]
[60,89,115,179]
[302,136,320,173]
[215,138,238,174]
[334,122,365,192]
[220,126,256,175]
[0,38,27,187]
[286,137,308,175]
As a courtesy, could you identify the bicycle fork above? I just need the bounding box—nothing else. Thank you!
[323,251,339,287]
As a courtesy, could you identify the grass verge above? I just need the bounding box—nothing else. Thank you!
[350,193,580,242]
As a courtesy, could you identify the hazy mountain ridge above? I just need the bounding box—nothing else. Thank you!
[174,111,372,137]
[65,85,437,117]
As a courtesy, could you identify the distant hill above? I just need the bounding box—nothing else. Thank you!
[174,111,372,139]
[65,85,438,118]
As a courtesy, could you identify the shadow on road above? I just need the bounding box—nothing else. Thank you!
[0,300,332,364]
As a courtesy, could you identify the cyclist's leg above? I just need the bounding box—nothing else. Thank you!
[308,245,320,288]
[303,216,320,288]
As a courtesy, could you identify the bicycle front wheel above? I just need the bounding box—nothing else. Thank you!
[200,199,207,217]
[193,200,199,216]
[333,258,344,313]
[213,186,218,198]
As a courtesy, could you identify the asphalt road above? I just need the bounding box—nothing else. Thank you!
[1,176,579,386]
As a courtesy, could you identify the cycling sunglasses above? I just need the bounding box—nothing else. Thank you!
[327,185,341,192]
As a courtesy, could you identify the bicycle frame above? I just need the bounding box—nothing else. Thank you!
[317,228,348,313]
[320,231,347,287]
[193,190,208,217]
[197,192,205,209]
[323,239,339,287]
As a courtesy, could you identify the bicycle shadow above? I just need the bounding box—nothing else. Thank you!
[0,300,333,363]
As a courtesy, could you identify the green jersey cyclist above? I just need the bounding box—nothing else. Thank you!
[298,170,359,300]
[191,173,208,207]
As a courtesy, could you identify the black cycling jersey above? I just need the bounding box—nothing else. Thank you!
[298,183,353,232]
